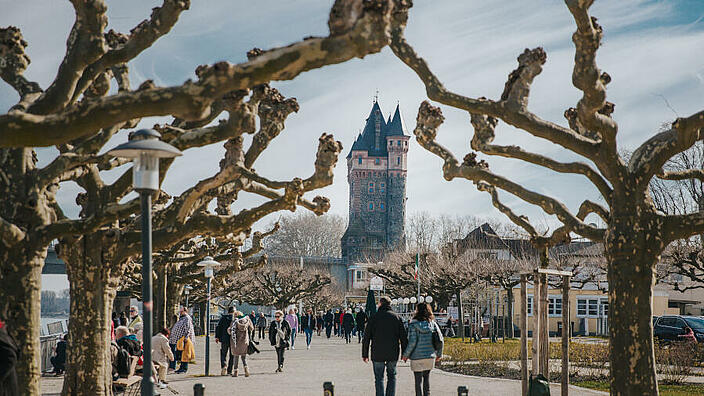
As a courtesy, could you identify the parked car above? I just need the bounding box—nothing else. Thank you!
[654,315,704,342]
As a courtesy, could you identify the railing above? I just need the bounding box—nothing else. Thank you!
[40,334,59,372]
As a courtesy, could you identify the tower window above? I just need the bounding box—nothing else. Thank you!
[369,182,374,193]
[358,157,362,164]
[397,157,401,165]
[380,203,385,210]
[375,158,380,165]
[380,183,385,193]
[368,203,374,211]
[398,140,401,146]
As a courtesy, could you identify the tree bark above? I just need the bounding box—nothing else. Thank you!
[0,250,44,396]
[606,211,662,396]
[59,235,118,396]
[154,263,167,332]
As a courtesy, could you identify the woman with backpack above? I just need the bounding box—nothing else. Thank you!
[402,302,444,396]
[228,311,254,377]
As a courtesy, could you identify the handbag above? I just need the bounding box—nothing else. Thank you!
[431,321,442,352]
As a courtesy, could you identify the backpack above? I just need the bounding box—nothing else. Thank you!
[528,374,551,396]
[431,321,442,352]
[115,345,131,378]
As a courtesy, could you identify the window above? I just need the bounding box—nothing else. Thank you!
[369,182,374,193]
[548,296,562,316]
[398,140,402,146]
[375,158,380,165]
[358,157,362,164]
[577,299,587,316]
[368,203,374,211]
[380,203,385,210]
[397,157,401,165]
[380,183,385,193]
[600,299,608,316]
[356,270,366,281]
[527,296,533,315]
[588,299,598,316]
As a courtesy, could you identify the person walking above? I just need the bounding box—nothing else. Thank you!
[152,328,174,389]
[316,311,324,336]
[338,309,345,337]
[0,316,19,396]
[356,308,368,343]
[215,307,234,376]
[402,303,444,396]
[170,307,195,373]
[284,308,298,349]
[248,310,256,325]
[228,311,254,377]
[342,308,355,344]
[269,310,291,373]
[50,333,67,375]
[334,309,341,337]
[301,308,317,349]
[324,310,334,338]
[256,312,267,340]
[362,296,408,396]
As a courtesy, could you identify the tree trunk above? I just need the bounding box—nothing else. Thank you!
[59,235,118,396]
[506,287,515,338]
[0,249,45,396]
[154,263,167,332]
[606,212,662,396]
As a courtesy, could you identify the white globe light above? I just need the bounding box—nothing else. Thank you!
[410,297,417,304]
[403,298,410,304]
[426,296,433,303]
[391,299,397,305]
[419,296,425,303]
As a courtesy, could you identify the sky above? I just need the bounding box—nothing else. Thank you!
[3,0,704,251]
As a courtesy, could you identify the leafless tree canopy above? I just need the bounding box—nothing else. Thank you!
[391,1,704,393]
[263,212,346,257]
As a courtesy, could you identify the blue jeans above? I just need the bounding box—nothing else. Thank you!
[372,361,397,396]
[290,329,297,347]
[304,328,313,346]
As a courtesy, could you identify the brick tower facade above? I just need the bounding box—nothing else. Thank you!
[341,101,409,264]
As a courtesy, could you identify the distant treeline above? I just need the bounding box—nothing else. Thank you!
[41,289,70,315]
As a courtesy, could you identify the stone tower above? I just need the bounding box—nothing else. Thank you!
[341,100,409,263]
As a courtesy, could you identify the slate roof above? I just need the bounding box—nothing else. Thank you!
[347,101,409,158]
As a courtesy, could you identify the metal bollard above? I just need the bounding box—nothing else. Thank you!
[457,385,469,396]
[194,383,205,396]
[323,381,334,396]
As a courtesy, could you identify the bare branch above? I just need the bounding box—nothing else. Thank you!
[657,168,704,182]
[28,0,108,115]
[69,0,191,104]
[0,27,42,99]
[414,101,605,241]
[0,216,26,247]
[0,0,407,147]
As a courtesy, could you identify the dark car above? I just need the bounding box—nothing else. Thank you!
[654,315,704,342]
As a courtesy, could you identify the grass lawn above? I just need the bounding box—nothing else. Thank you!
[575,381,704,396]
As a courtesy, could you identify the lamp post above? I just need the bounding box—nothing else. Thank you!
[197,256,221,376]
[107,129,182,396]
[184,285,193,311]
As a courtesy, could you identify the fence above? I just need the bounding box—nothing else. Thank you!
[40,319,67,372]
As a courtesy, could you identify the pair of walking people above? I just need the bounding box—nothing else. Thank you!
[215,307,255,377]
[363,297,444,396]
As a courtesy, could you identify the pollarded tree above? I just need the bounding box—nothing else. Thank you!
[391,1,704,393]
[221,264,332,310]
[0,1,410,394]
[302,284,346,313]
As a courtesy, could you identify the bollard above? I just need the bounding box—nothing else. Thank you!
[457,385,469,396]
[194,383,205,396]
[323,381,334,396]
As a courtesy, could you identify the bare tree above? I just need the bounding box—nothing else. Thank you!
[0,1,410,393]
[389,1,704,392]
[263,212,345,257]
[221,264,332,310]
[302,284,346,313]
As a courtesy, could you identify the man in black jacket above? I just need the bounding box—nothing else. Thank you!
[362,296,408,396]
[324,310,334,338]
[215,307,234,376]
[355,309,368,343]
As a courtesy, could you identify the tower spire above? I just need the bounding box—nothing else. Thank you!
[374,89,379,103]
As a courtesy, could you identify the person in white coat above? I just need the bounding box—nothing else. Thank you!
[152,328,174,388]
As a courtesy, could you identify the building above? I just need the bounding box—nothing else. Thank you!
[341,100,409,289]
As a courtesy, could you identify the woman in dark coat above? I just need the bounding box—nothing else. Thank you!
[342,309,355,344]
[0,319,19,396]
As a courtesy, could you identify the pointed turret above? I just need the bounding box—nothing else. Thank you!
[346,101,388,158]
[385,104,408,136]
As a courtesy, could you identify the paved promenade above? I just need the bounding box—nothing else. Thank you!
[42,332,607,395]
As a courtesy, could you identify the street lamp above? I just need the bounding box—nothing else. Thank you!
[419,296,425,304]
[184,285,193,310]
[107,128,182,396]
[197,256,220,376]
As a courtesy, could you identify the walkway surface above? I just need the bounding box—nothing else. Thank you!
[42,332,607,395]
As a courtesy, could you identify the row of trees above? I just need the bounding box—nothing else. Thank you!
[0,1,413,394]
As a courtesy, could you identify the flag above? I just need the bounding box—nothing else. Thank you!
[414,253,419,280]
